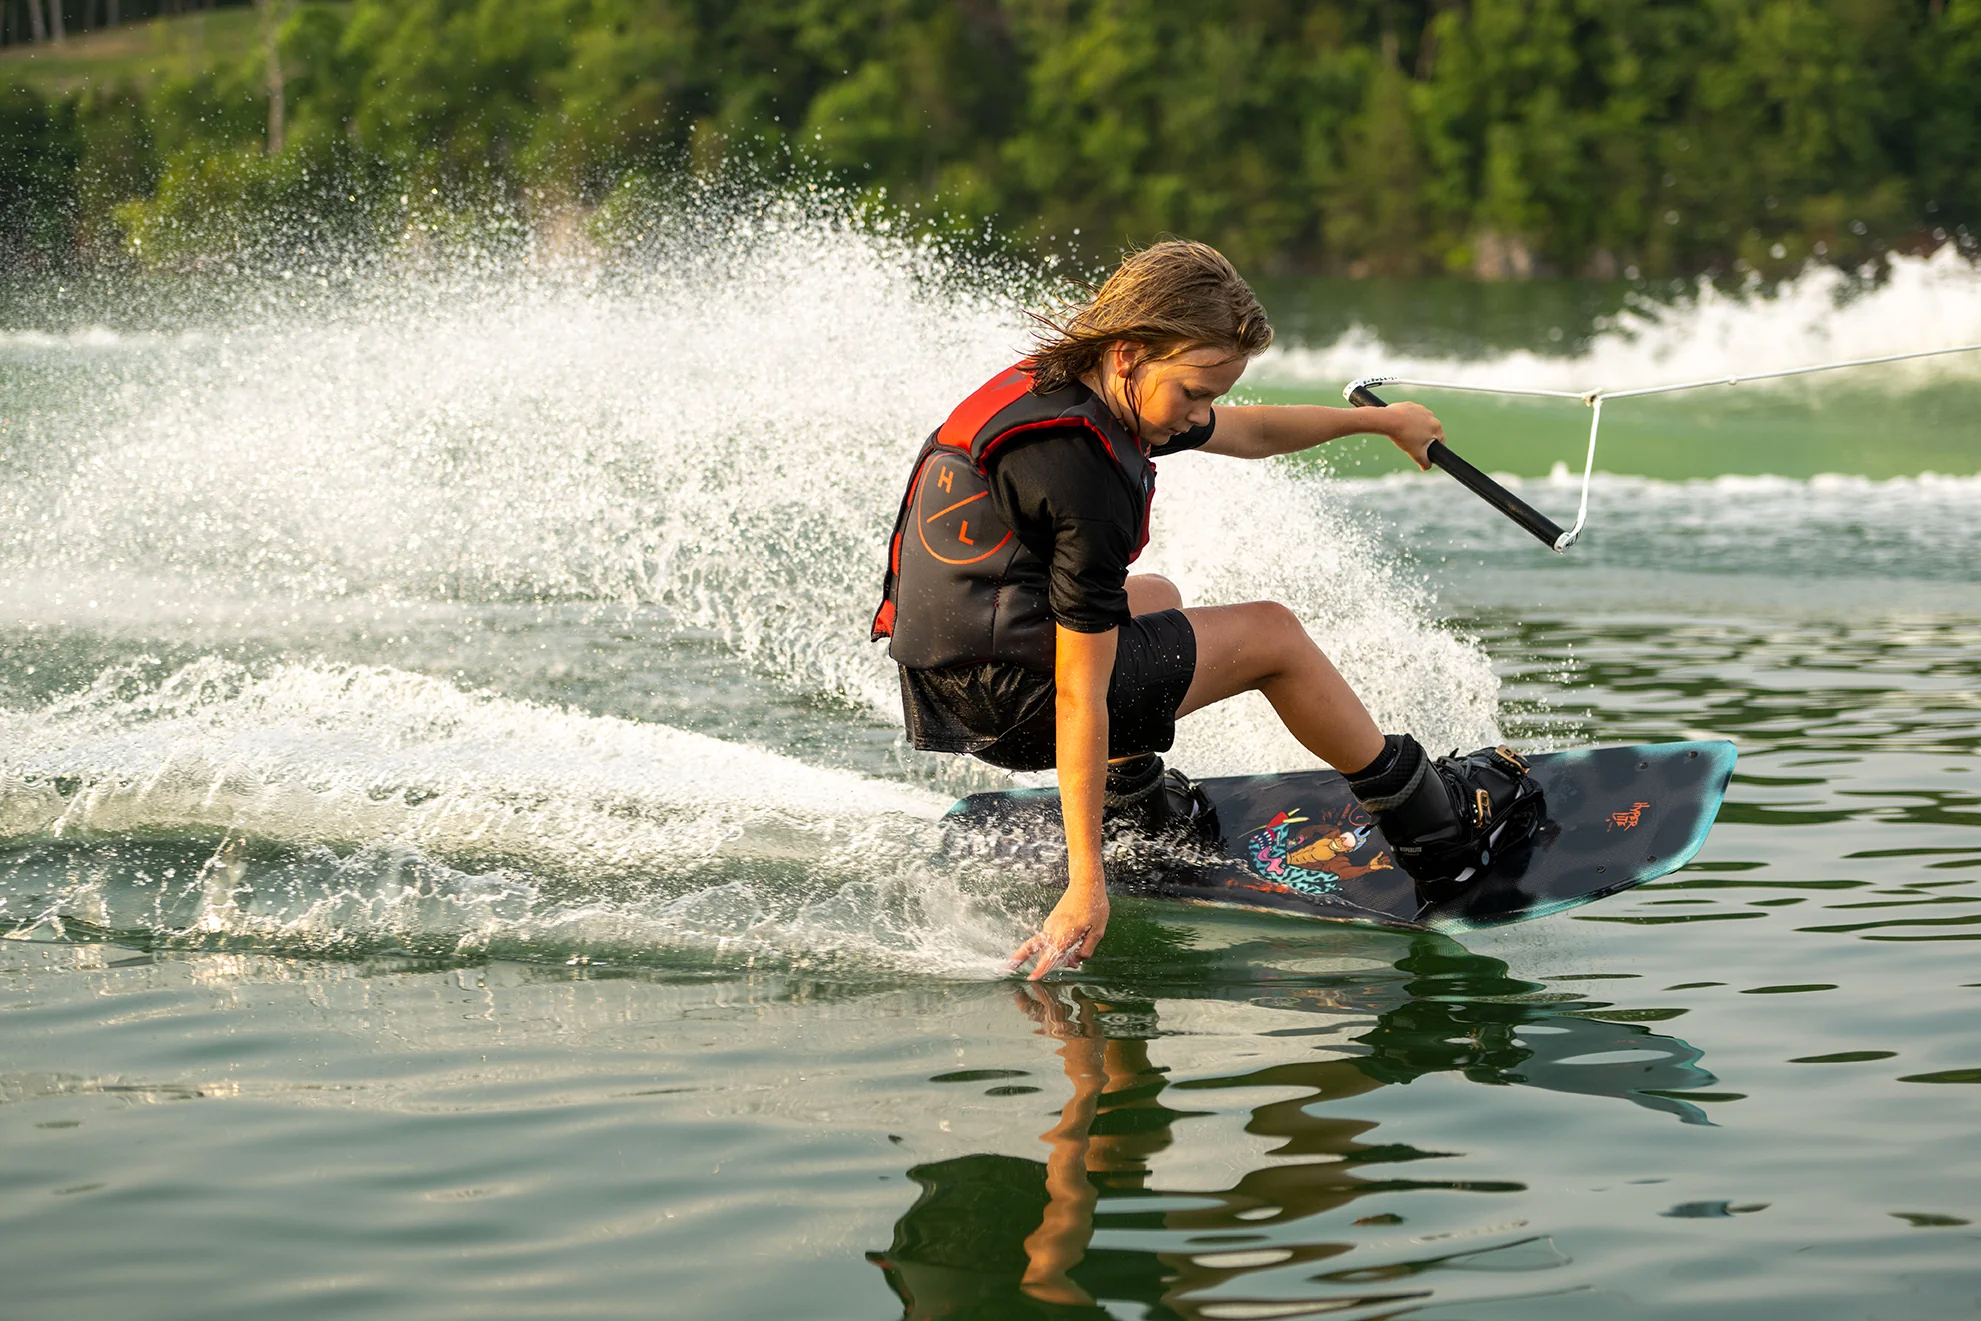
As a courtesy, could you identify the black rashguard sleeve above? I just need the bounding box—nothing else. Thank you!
[985,434,1141,634]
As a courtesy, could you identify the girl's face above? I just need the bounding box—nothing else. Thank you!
[1106,343,1249,447]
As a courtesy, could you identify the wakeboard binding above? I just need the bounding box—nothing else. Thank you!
[1103,753,1221,845]
[1351,737,1547,905]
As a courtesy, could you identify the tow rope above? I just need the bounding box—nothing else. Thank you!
[1345,342,1981,552]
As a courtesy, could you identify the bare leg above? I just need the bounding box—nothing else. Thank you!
[1178,602,1384,772]
[1125,573,1181,616]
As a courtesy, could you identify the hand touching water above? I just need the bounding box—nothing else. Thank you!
[1005,877,1108,980]
[1011,623,1116,980]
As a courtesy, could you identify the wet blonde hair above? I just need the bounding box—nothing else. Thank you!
[1025,239,1273,394]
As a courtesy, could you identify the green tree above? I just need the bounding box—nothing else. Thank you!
[73,83,161,261]
[1916,0,1981,240]
[2,0,1968,277]
[0,82,80,268]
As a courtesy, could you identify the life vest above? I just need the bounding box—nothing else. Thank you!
[870,363,1156,672]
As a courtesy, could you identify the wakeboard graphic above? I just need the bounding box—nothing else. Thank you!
[943,740,1737,932]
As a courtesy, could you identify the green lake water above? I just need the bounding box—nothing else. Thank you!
[2,225,1977,1318]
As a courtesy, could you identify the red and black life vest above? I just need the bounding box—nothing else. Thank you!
[870,363,1156,672]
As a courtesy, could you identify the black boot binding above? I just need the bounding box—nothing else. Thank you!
[1103,753,1221,844]
[1346,734,1546,905]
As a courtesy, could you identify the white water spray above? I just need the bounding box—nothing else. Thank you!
[2,197,1503,748]
[1260,247,1981,394]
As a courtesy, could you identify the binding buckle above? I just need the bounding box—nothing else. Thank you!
[1492,745,1529,776]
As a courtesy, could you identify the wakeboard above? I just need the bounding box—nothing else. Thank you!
[943,740,1737,932]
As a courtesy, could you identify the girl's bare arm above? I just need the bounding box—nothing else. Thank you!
[1006,623,1116,979]
[1203,401,1444,469]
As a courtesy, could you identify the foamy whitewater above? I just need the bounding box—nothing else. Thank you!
[1259,244,1981,395]
[3,202,1977,970]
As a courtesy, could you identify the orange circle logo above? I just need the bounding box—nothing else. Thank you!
[914,453,1013,566]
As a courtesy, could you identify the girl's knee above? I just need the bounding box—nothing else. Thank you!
[1251,599,1303,637]
[1127,573,1183,615]
[1249,601,1317,661]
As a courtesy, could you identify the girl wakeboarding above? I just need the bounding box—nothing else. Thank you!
[871,241,1542,978]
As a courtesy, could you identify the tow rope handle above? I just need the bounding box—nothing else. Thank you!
[1346,381,1572,553]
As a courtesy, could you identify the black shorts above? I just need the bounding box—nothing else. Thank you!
[966,609,1197,773]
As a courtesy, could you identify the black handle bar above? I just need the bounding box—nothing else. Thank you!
[1347,383,1570,553]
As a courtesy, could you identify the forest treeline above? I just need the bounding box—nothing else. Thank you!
[4,0,1980,278]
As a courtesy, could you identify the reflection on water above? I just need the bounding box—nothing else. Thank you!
[873,939,1714,1320]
